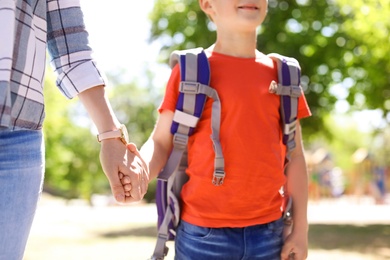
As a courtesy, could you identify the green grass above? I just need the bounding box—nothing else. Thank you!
[309,224,390,258]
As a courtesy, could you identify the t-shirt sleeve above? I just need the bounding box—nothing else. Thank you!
[297,91,312,119]
[158,64,181,113]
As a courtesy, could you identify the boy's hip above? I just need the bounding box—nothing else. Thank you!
[175,218,283,260]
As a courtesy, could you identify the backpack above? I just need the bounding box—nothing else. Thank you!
[150,48,302,260]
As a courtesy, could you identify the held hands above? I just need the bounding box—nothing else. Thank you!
[99,139,149,204]
[119,143,150,203]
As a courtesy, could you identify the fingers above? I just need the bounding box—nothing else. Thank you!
[116,144,149,203]
[110,181,126,203]
[127,142,138,154]
[100,140,130,204]
[120,164,148,200]
[105,165,128,203]
[129,144,150,196]
[119,172,131,185]
[281,245,305,260]
[119,173,131,197]
[281,241,293,260]
[283,251,295,260]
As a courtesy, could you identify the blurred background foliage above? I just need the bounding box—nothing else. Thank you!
[149,0,390,139]
[43,0,389,202]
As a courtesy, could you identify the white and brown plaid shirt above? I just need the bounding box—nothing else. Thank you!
[0,0,105,130]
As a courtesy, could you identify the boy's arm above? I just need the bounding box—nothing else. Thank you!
[281,121,309,260]
[139,110,174,181]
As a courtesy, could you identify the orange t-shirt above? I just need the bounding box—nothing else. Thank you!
[159,50,311,228]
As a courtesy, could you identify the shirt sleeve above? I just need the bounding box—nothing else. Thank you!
[158,64,181,113]
[297,91,312,119]
[46,0,105,99]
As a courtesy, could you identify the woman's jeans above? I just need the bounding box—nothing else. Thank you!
[0,129,44,260]
[175,218,284,260]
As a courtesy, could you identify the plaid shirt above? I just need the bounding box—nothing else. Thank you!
[0,0,105,130]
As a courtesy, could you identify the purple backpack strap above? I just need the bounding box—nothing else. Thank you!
[152,48,220,260]
[268,53,302,164]
[268,53,303,241]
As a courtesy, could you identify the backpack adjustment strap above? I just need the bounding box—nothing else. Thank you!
[269,80,302,98]
[155,233,170,250]
[157,233,169,242]
[290,85,302,98]
[286,139,296,152]
[173,133,188,149]
[150,240,169,260]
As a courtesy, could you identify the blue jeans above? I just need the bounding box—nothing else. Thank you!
[175,218,284,260]
[0,129,44,260]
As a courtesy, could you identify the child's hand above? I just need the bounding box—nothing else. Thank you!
[118,143,149,203]
[119,172,132,197]
[281,230,308,260]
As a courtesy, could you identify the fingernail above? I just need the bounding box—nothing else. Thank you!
[115,194,124,202]
[127,143,137,152]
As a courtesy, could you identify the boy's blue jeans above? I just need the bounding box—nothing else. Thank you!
[0,129,44,260]
[175,218,284,260]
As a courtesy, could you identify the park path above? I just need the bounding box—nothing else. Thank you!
[24,194,390,260]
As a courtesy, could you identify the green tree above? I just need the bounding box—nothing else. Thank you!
[43,73,106,201]
[107,75,161,146]
[336,0,390,114]
[149,0,390,140]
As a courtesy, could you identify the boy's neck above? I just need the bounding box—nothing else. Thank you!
[210,29,258,58]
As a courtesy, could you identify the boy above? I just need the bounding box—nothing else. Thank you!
[125,0,311,259]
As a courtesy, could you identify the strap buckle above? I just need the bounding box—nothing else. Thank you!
[180,81,201,94]
[173,133,188,149]
[157,233,169,241]
[286,139,296,151]
[212,170,225,186]
[284,120,297,135]
[269,81,302,98]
